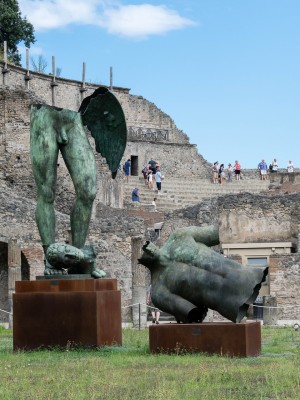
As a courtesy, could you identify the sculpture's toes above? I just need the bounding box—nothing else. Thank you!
[44,267,68,276]
[91,269,106,279]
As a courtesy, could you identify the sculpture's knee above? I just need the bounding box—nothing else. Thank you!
[37,186,55,204]
[77,185,96,205]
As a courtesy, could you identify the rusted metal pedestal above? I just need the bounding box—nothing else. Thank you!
[13,278,122,350]
[149,321,261,357]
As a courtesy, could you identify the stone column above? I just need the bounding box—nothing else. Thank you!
[131,236,147,328]
[50,56,58,106]
[8,240,21,328]
[263,295,278,326]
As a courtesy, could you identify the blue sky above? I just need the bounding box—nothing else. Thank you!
[18,0,300,169]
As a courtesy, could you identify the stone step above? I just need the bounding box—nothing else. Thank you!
[124,176,270,212]
[126,180,269,190]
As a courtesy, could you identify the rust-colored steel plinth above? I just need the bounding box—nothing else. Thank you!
[149,321,261,357]
[13,279,122,350]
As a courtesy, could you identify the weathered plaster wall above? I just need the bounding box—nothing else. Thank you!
[218,193,299,243]
[0,185,148,318]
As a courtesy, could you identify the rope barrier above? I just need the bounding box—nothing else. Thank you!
[122,302,300,312]
[1,303,299,318]
[122,303,156,310]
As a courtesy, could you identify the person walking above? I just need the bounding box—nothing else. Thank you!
[146,285,160,324]
[147,170,153,190]
[155,166,163,194]
[152,197,157,211]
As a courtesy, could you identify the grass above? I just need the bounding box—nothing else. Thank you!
[0,326,300,399]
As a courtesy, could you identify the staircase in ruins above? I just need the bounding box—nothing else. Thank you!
[124,176,270,212]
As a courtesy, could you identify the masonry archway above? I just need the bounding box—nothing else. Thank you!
[0,241,30,325]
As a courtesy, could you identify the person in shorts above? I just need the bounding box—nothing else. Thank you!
[146,285,160,324]
[234,160,241,180]
[258,159,268,180]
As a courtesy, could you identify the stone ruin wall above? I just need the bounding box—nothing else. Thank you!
[2,62,300,322]
[269,253,300,318]
[0,61,212,183]
[0,184,147,323]
[159,192,300,319]
[0,62,212,321]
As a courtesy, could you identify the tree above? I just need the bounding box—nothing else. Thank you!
[31,55,48,73]
[0,0,35,66]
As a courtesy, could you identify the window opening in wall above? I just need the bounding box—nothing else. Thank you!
[131,155,138,176]
[247,257,268,266]
[246,257,269,302]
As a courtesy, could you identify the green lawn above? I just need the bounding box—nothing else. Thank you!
[0,326,299,399]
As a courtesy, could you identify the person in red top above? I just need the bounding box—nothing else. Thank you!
[234,160,241,181]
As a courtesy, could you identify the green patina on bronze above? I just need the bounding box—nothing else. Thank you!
[139,226,268,323]
[30,88,127,277]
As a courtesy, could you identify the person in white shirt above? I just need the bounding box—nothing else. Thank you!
[287,160,294,173]
[271,159,278,173]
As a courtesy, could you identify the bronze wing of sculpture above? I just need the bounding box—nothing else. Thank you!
[79,87,127,179]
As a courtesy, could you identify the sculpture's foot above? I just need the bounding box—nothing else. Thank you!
[44,257,68,276]
[46,243,106,277]
[91,268,106,279]
[46,243,85,269]
[44,267,68,276]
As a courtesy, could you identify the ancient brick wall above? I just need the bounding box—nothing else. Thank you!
[218,193,300,243]
[160,192,300,245]
[0,61,213,181]
[0,186,148,319]
[269,254,300,319]
[158,192,300,314]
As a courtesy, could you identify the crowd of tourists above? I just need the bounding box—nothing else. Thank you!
[212,159,296,184]
[141,159,164,194]
[212,160,241,184]
[122,158,163,210]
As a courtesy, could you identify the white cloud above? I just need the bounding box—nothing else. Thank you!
[101,4,195,38]
[19,0,195,38]
[19,0,100,30]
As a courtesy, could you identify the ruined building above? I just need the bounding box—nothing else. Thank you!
[1,61,300,325]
